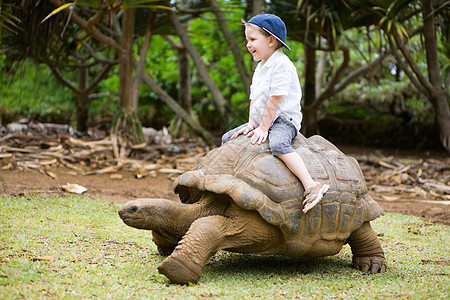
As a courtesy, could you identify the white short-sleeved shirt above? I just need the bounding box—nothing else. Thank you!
[249,48,303,131]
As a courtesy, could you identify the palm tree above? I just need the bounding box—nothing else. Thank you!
[45,0,222,145]
[43,0,170,145]
[0,0,116,131]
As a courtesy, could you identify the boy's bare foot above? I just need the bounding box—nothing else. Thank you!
[302,182,329,214]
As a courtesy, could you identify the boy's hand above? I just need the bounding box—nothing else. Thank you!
[248,127,268,145]
[230,124,255,140]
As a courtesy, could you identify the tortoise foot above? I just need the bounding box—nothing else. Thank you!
[158,253,203,284]
[353,256,387,274]
[347,222,387,274]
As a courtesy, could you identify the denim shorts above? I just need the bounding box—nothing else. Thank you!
[221,116,298,156]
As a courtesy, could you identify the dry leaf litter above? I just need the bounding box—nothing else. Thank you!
[0,119,448,202]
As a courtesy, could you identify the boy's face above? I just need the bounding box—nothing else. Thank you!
[245,25,276,62]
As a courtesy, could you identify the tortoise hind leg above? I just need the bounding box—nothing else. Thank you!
[347,221,387,274]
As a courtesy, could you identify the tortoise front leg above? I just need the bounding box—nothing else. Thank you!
[157,206,283,284]
[157,215,229,284]
[347,221,387,274]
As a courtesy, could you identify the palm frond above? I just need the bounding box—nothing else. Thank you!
[41,3,74,23]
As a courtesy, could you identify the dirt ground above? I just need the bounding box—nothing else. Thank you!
[2,121,449,226]
[1,160,449,226]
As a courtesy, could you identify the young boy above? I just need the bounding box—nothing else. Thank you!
[221,14,329,214]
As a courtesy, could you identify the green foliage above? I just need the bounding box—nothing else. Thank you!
[138,35,179,127]
[146,35,179,96]
[0,58,75,124]
[0,195,448,298]
[322,75,439,148]
[0,0,447,148]
[91,67,121,122]
[189,11,247,101]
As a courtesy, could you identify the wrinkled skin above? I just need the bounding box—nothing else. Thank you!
[118,193,387,284]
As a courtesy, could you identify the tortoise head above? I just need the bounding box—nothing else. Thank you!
[118,198,171,230]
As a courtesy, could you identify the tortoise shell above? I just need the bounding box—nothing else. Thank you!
[174,134,383,256]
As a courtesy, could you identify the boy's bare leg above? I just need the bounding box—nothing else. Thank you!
[277,152,316,189]
[278,151,329,213]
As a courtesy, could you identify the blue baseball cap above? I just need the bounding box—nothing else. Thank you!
[248,14,291,51]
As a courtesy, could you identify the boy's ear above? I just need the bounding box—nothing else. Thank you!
[268,35,277,47]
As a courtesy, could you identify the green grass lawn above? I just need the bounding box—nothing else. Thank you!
[0,195,448,299]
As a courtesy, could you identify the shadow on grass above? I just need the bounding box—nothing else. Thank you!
[203,251,352,279]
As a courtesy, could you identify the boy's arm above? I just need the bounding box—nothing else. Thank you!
[248,101,255,128]
[249,95,282,144]
[230,101,256,140]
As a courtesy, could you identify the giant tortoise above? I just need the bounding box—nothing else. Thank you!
[118,134,387,284]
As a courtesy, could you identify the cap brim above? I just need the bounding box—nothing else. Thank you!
[261,27,291,51]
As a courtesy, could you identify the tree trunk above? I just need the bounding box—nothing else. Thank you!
[162,34,196,138]
[252,0,263,15]
[421,0,450,151]
[76,92,90,132]
[114,8,144,145]
[316,49,327,96]
[245,0,263,19]
[301,32,317,137]
[172,46,194,138]
[76,66,89,131]
[432,92,450,150]
[178,47,191,110]
[389,0,450,151]
[119,9,136,112]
